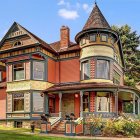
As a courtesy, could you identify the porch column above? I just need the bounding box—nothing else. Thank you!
[133,93,136,114]
[115,91,118,116]
[138,98,140,115]
[45,94,49,114]
[80,91,83,118]
[59,92,62,118]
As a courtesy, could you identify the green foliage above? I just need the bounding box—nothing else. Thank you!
[103,116,140,137]
[112,25,140,86]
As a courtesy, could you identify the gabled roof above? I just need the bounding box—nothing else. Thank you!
[83,3,110,30]
[0,22,56,54]
[50,41,80,53]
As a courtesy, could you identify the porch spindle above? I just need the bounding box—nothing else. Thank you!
[59,92,62,118]
[138,99,140,115]
[115,91,118,116]
[133,94,136,114]
[80,91,83,118]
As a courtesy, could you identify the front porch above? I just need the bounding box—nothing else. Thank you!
[44,83,140,119]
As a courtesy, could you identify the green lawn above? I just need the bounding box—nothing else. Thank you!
[0,127,89,140]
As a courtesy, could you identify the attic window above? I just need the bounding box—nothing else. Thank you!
[13,41,22,47]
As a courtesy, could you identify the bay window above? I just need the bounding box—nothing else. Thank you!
[33,61,44,80]
[13,63,25,80]
[82,60,90,80]
[97,60,110,79]
[97,92,110,112]
[13,93,24,111]
[33,92,43,112]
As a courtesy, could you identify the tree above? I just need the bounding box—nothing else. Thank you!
[112,25,140,86]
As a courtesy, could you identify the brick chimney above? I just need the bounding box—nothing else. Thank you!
[60,26,70,49]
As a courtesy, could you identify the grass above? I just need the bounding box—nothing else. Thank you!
[0,127,91,140]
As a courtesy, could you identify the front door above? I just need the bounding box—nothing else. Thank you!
[61,94,74,118]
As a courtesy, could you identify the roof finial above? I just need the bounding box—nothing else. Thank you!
[95,0,97,5]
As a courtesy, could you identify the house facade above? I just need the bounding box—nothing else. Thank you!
[0,3,140,128]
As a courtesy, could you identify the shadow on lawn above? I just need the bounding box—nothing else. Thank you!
[0,128,86,140]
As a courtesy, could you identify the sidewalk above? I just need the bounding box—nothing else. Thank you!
[26,132,140,140]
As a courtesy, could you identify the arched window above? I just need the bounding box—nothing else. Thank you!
[13,41,22,47]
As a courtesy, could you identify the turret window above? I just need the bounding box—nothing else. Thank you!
[101,34,108,42]
[97,60,110,79]
[89,34,96,42]
[81,60,90,80]
[113,71,120,85]
[80,38,86,45]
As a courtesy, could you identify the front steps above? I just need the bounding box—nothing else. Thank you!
[51,120,66,134]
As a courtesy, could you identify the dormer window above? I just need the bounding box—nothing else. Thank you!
[101,34,108,42]
[13,41,22,47]
[89,34,96,42]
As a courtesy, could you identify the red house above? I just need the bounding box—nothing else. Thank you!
[0,3,140,131]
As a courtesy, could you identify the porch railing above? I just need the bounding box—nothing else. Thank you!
[83,112,116,118]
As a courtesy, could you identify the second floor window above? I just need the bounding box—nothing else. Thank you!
[97,60,110,79]
[89,34,96,42]
[33,61,44,80]
[13,63,25,80]
[82,60,90,80]
[113,71,121,85]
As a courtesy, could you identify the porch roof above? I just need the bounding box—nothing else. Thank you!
[43,82,140,94]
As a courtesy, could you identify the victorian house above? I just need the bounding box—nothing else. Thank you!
[0,3,140,129]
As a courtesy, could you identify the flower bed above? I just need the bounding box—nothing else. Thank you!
[84,114,140,137]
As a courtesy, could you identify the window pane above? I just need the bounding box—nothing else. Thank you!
[82,61,90,80]
[33,62,44,80]
[13,93,24,111]
[83,92,89,112]
[101,35,107,42]
[97,92,110,112]
[97,60,109,79]
[33,92,43,112]
[13,63,24,80]
[90,34,96,42]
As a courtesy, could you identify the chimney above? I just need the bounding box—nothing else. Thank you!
[60,26,70,49]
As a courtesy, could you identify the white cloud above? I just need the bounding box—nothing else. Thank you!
[57,0,65,6]
[82,3,93,13]
[58,9,79,20]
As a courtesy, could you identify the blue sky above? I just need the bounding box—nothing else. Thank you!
[0,0,140,47]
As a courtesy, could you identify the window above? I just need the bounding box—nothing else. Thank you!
[0,71,2,82]
[13,93,24,111]
[33,61,44,80]
[101,34,108,42]
[33,92,43,112]
[97,60,110,79]
[114,53,120,63]
[80,38,86,45]
[83,92,89,112]
[82,60,90,80]
[13,63,25,80]
[97,92,110,112]
[111,37,115,44]
[89,34,96,42]
[113,71,120,84]
[13,41,22,47]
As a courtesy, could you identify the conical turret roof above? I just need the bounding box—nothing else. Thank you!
[83,3,111,30]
